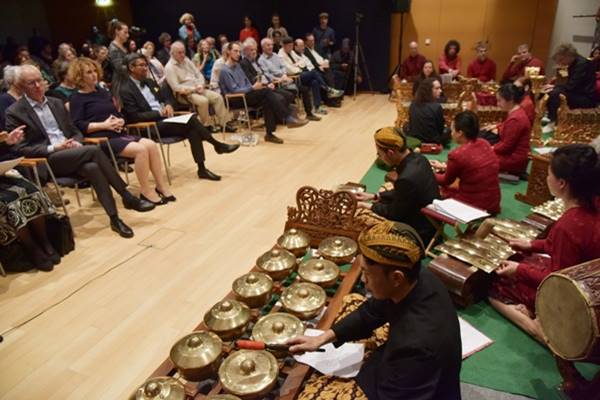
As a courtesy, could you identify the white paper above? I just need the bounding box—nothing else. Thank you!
[162,113,194,124]
[293,329,364,378]
[430,198,490,224]
[533,147,557,155]
[459,317,493,359]
[0,157,23,175]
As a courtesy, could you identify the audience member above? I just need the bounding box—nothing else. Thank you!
[543,44,598,134]
[94,45,110,81]
[501,44,544,83]
[141,41,166,85]
[0,66,22,130]
[467,42,496,82]
[193,40,218,81]
[304,33,334,86]
[107,19,130,85]
[439,40,461,78]
[405,77,449,145]
[217,34,229,50]
[165,41,231,132]
[400,41,427,82]
[267,13,288,39]
[220,42,307,144]
[30,42,55,85]
[119,53,239,181]
[46,61,76,106]
[69,57,174,205]
[489,144,600,342]
[331,38,360,92]
[6,65,154,238]
[209,43,229,91]
[127,39,138,54]
[52,43,76,80]
[240,16,260,43]
[432,111,500,214]
[312,12,335,58]
[294,38,340,110]
[355,127,440,244]
[272,31,283,53]
[156,33,172,66]
[178,13,201,56]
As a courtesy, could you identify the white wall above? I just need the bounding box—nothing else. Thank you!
[547,0,597,70]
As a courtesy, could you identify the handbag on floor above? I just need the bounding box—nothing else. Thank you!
[47,214,75,256]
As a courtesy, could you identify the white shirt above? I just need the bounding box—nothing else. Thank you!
[130,77,162,112]
[25,95,65,153]
[277,48,303,75]
[307,46,329,68]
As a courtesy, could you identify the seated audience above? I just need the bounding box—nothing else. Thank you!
[217,34,229,49]
[142,41,166,85]
[30,42,55,84]
[267,13,288,39]
[165,41,231,132]
[51,43,76,81]
[0,66,22,131]
[288,220,461,400]
[404,77,450,145]
[294,38,341,108]
[431,111,501,214]
[156,33,172,66]
[46,61,76,106]
[94,45,110,82]
[502,44,544,83]
[69,57,174,205]
[127,40,137,54]
[312,12,335,58]
[219,42,307,144]
[240,16,260,43]
[272,31,283,54]
[6,65,154,238]
[489,144,600,343]
[331,38,360,93]
[483,84,531,175]
[193,40,218,81]
[107,19,130,85]
[543,44,599,134]
[209,43,230,91]
[439,40,461,78]
[178,13,201,56]
[355,127,440,244]
[119,53,239,181]
[304,33,334,87]
[467,42,496,82]
[400,41,427,83]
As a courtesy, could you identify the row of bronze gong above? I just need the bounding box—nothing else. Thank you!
[130,228,360,400]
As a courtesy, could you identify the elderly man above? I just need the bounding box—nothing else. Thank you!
[354,127,440,244]
[289,220,461,400]
[220,42,307,144]
[165,41,232,132]
[5,65,154,238]
[400,41,427,82]
[467,42,497,82]
[502,44,545,83]
[542,43,598,134]
[156,32,172,66]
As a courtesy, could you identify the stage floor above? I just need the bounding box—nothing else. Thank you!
[0,94,392,399]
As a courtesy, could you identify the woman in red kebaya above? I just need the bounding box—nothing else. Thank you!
[439,40,462,78]
[489,144,600,343]
[239,16,260,44]
[432,110,501,214]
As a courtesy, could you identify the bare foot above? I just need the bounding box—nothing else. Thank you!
[515,304,533,318]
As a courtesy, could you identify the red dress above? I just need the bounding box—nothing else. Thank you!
[519,95,535,126]
[467,58,497,82]
[493,107,531,175]
[491,200,600,312]
[239,27,260,43]
[439,55,462,75]
[502,57,545,82]
[435,138,501,214]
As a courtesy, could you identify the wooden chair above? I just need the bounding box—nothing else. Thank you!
[223,93,263,139]
[18,158,69,216]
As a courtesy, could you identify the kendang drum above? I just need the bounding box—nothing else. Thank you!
[537,259,600,362]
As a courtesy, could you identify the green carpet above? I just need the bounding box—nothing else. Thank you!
[358,151,600,399]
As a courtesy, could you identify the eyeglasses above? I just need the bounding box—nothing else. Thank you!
[23,78,44,87]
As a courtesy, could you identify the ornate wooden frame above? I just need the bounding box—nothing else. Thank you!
[515,153,552,206]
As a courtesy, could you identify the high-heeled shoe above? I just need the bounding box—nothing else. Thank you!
[140,193,168,206]
[155,188,177,202]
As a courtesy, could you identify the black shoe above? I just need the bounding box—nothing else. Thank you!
[110,217,134,238]
[155,188,177,202]
[140,193,168,206]
[43,246,61,265]
[215,142,240,154]
[123,195,155,212]
[286,117,309,128]
[32,248,54,271]
[307,114,321,121]
[265,134,284,144]
[198,168,222,181]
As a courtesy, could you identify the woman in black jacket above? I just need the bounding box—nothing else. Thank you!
[404,77,450,145]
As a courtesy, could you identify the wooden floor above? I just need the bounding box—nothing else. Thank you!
[0,94,394,400]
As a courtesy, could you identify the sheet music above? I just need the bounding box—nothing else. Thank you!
[430,199,490,224]
[162,113,194,124]
[460,317,493,359]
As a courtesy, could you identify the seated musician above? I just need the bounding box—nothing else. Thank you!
[488,144,600,343]
[400,41,427,83]
[404,77,450,146]
[514,78,535,125]
[481,84,531,176]
[439,39,462,79]
[288,220,462,400]
[542,44,599,134]
[466,41,496,82]
[501,44,545,83]
[354,127,440,244]
[431,111,501,214]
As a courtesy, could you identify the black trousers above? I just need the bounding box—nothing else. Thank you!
[283,85,315,117]
[227,89,289,135]
[547,87,598,121]
[157,115,218,166]
[48,145,127,217]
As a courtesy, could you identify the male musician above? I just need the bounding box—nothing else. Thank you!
[289,220,462,400]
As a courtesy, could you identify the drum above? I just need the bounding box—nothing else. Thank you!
[428,255,491,307]
[536,258,600,362]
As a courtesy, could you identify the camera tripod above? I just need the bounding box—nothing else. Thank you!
[352,13,373,99]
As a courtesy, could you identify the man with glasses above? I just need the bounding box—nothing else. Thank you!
[5,65,155,238]
[119,53,239,181]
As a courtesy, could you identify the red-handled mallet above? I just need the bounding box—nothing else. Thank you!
[235,339,325,352]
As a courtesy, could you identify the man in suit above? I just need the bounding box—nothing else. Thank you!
[5,65,154,238]
[119,53,239,181]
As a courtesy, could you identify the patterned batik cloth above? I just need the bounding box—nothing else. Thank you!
[0,174,55,245]
[297,294,389,400]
